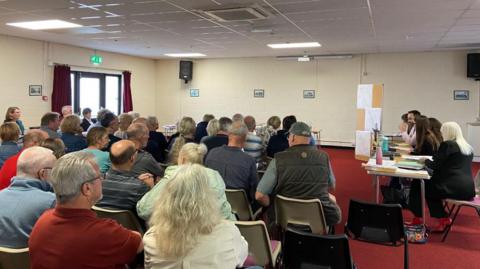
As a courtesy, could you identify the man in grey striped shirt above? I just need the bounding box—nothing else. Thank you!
[243,115,263,162]
[96,140,154,211]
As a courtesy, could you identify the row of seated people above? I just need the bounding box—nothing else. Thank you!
[394,110,475,231]
[0,106,475,268]
[0,107,339,268]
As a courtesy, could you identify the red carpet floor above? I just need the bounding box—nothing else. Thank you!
[324,147,480,269]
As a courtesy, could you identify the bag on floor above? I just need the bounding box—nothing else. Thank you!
[404,224,428,244]
[381,185,410,208]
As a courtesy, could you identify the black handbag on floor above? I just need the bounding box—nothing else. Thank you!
[381,185,410,208]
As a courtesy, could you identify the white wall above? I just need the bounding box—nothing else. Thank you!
[0,34,157,128]
[1,33,478,145]
[155,51,479,145]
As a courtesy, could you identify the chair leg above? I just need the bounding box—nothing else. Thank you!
[447,204,456,217]
[403,233,409,269]
[442,205,462,242]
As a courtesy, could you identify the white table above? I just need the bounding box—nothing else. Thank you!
[364,161,431,224]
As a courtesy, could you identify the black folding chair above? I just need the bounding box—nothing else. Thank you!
[283,228,355,269]
[344,199,408,269]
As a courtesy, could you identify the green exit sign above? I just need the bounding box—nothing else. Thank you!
[90,55,103,65]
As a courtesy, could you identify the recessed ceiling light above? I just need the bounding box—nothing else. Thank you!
[6,19,82,30]
[267,42,321,49]
[164,53,206,57]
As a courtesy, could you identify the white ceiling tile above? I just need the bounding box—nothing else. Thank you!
[0,0,479,58]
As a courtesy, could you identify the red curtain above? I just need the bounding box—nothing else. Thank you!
[52,65,72,113]
[123,71,133,112]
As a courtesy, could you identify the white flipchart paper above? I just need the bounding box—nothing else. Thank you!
[364,107,382,131]
[355,131,372,157]
[356,84,373,109]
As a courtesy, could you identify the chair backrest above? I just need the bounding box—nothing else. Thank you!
[275,194,328,235]
[474,170,480,196]
[283,228,354,269]
[235,220,274,267]
[92,206,144,235]
[225,189,253,221]
[345,199,404,244]
[0,247,30,269]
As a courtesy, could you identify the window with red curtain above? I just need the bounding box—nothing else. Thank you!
[122,71,133,112]
[52,65,72,113]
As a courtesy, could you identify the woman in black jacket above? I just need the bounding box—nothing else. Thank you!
[417,122,475,231]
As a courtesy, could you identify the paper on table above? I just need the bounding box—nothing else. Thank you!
[355,131,371,158]
[366,158,396,167]
[402,155,433,161]
[357,84,373,109]
[364,107,382,131]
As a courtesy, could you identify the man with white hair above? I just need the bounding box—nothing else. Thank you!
[61,105,72,119]
[127,123,164,177]
[0,146,56,248]
[29,151,143,268]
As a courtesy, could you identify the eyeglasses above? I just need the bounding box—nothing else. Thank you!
[84,175,104,184]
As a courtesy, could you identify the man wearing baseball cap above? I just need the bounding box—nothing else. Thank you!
[255,121,341,226]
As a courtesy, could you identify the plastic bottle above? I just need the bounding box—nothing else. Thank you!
[382,136,389,152]
[376,145,383,165]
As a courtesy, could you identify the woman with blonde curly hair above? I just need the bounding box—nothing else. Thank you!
[60,115,87,153]
[137,143,235,221]
[143,164,247,269]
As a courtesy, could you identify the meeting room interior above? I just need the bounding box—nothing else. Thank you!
[0,0,479,269]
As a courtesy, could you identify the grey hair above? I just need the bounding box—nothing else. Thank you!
[206,119,220,136]
[179,143,208,165]
[17,146,55,178]
[127,123,149,140]
[229,121,248,137]
[128,111,140,120]
[146,116,159,130]
[96,108,112,122]
[150,164,221,258]
[50,151,97,204]
[232,113,244,122]
[218,117,232,132]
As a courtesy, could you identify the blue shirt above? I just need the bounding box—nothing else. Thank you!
[0,141,21,168]
[0,176,55,248]
[205,145,258,202]
[82,148,111,173]
[61,133,87,153]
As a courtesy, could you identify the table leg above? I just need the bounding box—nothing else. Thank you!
[420,179,426,225]
[373,175,380,203]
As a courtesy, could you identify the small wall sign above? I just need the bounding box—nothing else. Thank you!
[190,89,199,97]
[254,89,264,98]
[453,90,469,100]
[29,85,42,96]
[303,90,315,99]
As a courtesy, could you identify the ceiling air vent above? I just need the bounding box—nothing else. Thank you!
[201,4,272,22]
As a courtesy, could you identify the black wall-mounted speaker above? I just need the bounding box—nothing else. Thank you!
[179,60,193,83]
[467,53,480,79]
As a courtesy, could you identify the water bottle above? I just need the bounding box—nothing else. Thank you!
[382,136,389,152]
[376,146,383,165]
